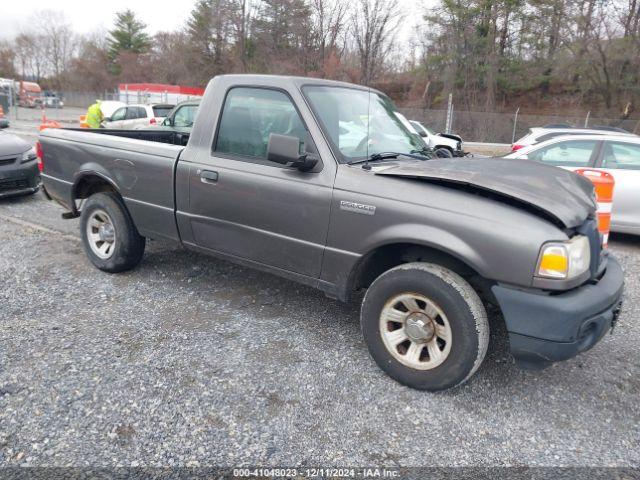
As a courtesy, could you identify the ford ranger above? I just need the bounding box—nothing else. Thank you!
[39,75,624,391]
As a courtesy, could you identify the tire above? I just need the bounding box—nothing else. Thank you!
[80,192,145,273]
[361,262,489,391]
[435,147,453,158]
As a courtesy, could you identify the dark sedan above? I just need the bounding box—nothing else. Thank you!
[0,130,40,198]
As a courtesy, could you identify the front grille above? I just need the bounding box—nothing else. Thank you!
[577,218,603,279]
[0,179,29,190]
[0,157,17,167]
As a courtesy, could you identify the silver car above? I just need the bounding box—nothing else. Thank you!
[511,126,635,152]
[505,134,640,234]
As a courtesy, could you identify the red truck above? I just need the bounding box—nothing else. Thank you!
[18,81,43,108]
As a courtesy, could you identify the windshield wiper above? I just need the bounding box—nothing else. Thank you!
[411,147,435,159]
[347,152,402,166]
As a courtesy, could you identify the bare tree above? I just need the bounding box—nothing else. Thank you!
[351,0,403,85]
[32,10,77,88]
[14,32,47,82]
[310,0,348,76]
[252,0,314,74]
[66,31,114,92]
[0,41,18,78]
[228,0,254,71]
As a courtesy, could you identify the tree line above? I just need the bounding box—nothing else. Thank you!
[0,0,638,116]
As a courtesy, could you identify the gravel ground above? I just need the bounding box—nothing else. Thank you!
[0,192,639,468]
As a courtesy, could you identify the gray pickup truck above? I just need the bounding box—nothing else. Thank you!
[39,75,624,391]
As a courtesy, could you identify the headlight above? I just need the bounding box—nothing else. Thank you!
[537,235,591,280]
[20,147,37,163]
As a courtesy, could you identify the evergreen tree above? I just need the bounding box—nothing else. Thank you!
[108,9,151,61]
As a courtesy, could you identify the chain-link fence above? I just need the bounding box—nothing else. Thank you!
[8,84,640,144]
[400,107,640,144]
[60,91,119,109]
[0,92,10,114]
[61,90,177,109]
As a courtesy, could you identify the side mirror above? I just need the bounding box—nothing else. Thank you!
[102,117,111,123]
[163,118,172,126]
[267,133,319,172]
[0,121,9,129]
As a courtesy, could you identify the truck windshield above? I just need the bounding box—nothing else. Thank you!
[303,85,427,163]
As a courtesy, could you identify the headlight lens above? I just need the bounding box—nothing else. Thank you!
[537,235,591,280]
[20,147,37,163]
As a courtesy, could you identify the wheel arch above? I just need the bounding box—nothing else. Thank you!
[434,144,454,153]
[345,242,496,304]
[71,171,121,215]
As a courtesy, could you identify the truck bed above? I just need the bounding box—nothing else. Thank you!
[64,128,190,147]
[39,128,184,241]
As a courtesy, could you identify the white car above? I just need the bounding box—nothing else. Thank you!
[98,101,126,119]
[511,126,635,152]
[505,134,640,234]
[410,121,463,157]
[102,104,175,129]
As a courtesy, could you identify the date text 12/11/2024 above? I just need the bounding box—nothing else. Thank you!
[232,467,401,478]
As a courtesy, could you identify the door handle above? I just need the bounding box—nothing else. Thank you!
[199,170,219,184]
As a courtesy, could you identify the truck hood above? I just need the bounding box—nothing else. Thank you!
[437,132,462,143]
[374,157,596,228]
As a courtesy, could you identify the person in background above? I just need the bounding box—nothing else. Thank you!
[86,100,103,129]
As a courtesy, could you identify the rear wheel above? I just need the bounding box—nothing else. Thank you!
[361,262,489,391]
[80,192,145,273]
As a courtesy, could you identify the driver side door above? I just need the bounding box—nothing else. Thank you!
[105,107,126,129]
[177,87,334,278]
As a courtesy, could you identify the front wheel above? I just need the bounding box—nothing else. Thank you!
[80,192,145,273]
[361,262,489,391]
[434,147,453,158]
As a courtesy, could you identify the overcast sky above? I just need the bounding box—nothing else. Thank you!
[0,0,430,43]
[0,0,195,39]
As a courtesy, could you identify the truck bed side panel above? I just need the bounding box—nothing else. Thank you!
[40,129,182,241]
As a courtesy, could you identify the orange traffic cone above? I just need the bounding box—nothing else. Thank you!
[575,168,615,247]
[39,120,62,131]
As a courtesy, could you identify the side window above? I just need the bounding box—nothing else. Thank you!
[602,142,640,170]
[111,108,126,121]
[528,140,598,167]
[174,105,197,127]
[214,87,306,162]
[138,107,148,118]
[125,107,137,120]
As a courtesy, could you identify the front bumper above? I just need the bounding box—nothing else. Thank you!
[0,160,41,199]
[492,255,624,370]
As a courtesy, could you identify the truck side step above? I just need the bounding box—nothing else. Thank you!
[62,211,80,220]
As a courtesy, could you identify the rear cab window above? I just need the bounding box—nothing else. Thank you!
[153,105,174,118]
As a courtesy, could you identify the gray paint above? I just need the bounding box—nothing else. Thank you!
[374,157,596,228]
[40,74,598,301]
[0,131,31,157]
